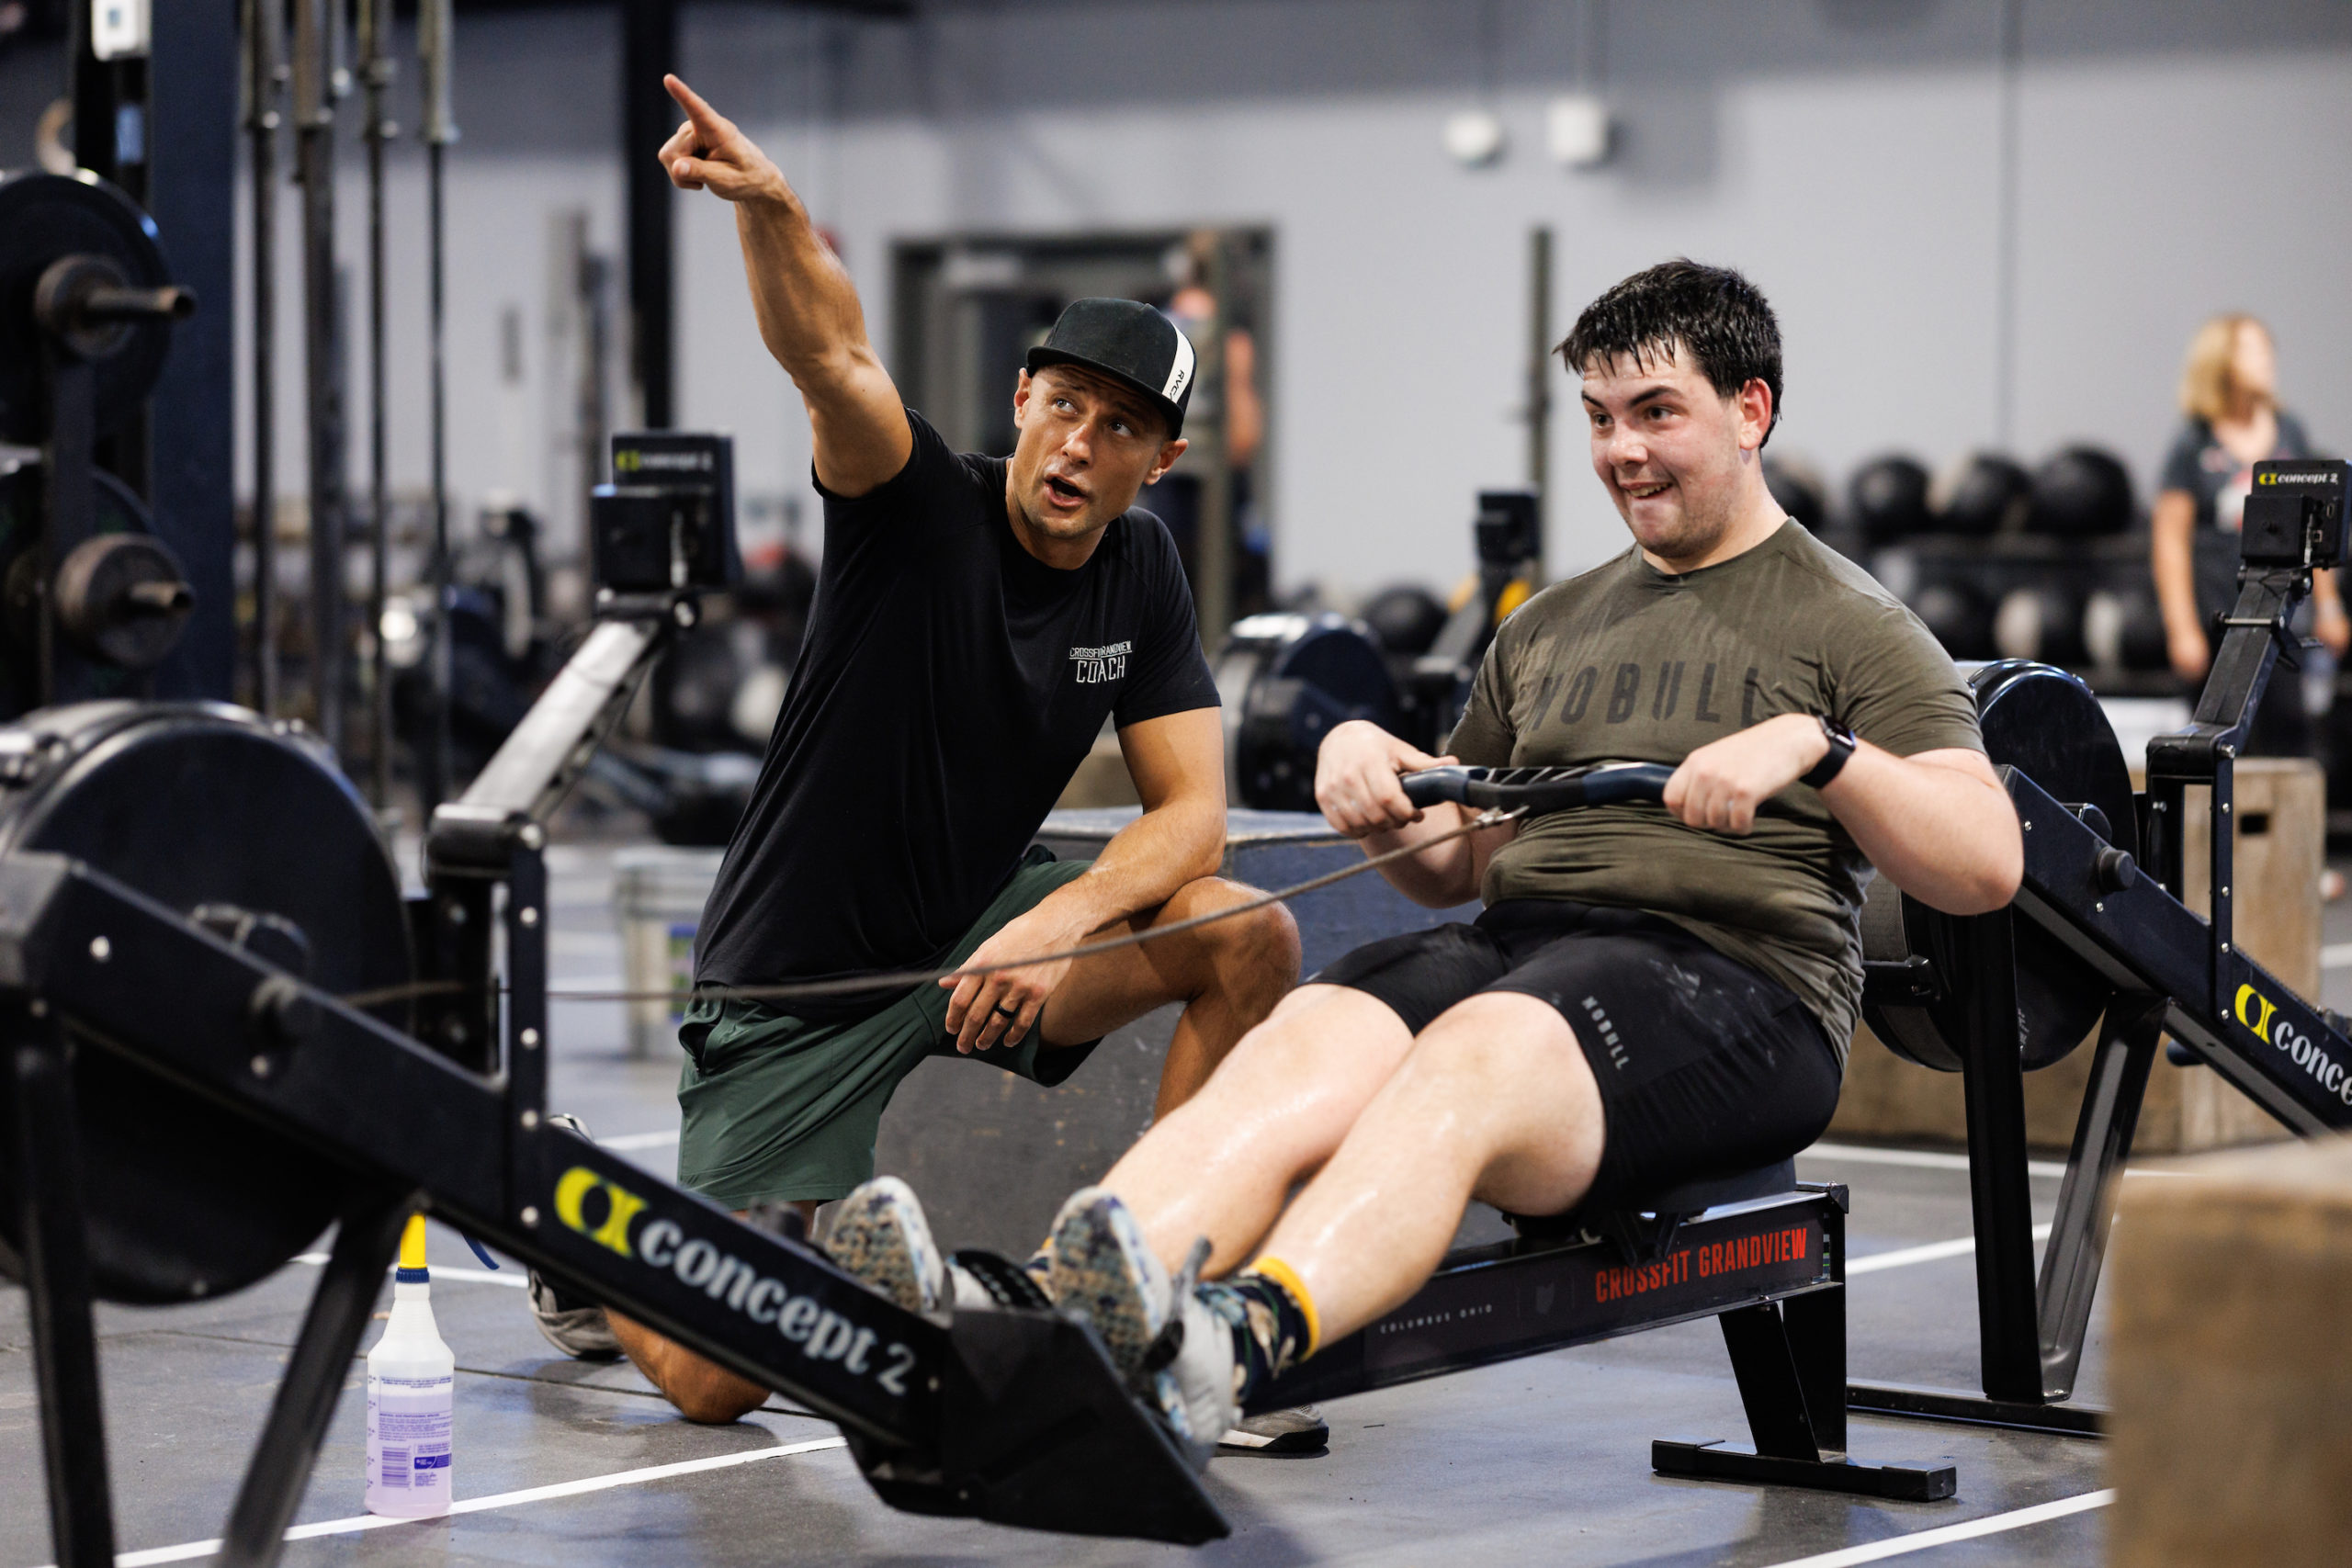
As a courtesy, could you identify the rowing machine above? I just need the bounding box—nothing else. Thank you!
[1846,459,2352,1438]
[0,180,1225,1562]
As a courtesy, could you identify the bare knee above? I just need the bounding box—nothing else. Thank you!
[1185,879,1301,990]
[1402,996,1584,1095]
[609,1310,767,1425]
[671,1378,765,1425]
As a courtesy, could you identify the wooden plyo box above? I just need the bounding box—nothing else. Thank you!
[1829,758,2320,1155]
[2107,1135,2352,1566]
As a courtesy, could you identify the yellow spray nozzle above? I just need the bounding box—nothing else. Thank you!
[399,1213,429,1273]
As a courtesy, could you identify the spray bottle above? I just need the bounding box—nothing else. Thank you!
[365,1214,455,1517]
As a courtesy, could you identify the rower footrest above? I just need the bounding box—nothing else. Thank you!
[1652,1438,1958,1502]
[851,1307,1229,1546]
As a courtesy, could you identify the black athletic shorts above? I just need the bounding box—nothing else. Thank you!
[1311,899,1841,1210]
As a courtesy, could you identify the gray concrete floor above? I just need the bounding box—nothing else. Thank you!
[15,840,2310,1568]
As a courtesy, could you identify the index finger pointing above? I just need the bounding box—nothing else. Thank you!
[663,73,728,139]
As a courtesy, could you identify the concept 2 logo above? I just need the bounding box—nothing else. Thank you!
[552,1167,920,1395]
[2233,984,2352,1107]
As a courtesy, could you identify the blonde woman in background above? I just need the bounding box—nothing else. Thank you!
[2152,315,2347,721]
[2151,313,2346,898]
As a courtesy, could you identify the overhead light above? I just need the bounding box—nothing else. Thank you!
[1545,95,1612,168]
[1442,109,1507,168]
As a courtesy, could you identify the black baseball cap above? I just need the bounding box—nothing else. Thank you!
[1024,298,1196,438]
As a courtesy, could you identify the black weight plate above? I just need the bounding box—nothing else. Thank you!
[0,705,412,1303]
[0,171,175,446]
[0,460,154,718]
[1220,613,1402,810]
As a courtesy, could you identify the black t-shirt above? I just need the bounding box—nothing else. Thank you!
[693,409,1218,1016]
[2158,411,2315,625]
[2158,410,2312,534]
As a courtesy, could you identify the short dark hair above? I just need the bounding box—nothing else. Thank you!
[1559,259,1783,443]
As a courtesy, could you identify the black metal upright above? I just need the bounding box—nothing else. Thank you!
[1951,910,2042,1403]
[240,0,283,715]
[420,0,458,814]
[360,0,398,807]
[9,1013,118,1568]
[623,0,680,430]
[293,0,345,755]
[218,1193,413,1567]
[146,0,241,705]
[67,0,150,501]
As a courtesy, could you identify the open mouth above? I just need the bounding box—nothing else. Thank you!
[1043,475,1087,508]
[1623,479,1673,502]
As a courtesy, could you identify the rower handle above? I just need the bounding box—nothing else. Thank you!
[1398,763,1674,813]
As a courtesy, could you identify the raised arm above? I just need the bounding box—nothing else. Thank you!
[658,74,910,496]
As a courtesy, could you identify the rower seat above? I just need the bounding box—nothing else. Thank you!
[1504,1158,1800,1254]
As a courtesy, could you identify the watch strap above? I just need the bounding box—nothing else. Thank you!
[1800,716,1856,790]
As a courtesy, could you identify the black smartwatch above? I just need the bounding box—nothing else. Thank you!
[1800,716,1856,790]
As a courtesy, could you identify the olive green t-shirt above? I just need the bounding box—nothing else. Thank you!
[1446,521,1983,1061]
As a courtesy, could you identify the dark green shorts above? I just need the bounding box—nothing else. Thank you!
[674,849,1098,1208]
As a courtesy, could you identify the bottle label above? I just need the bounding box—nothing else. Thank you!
[366,1373,454,1506]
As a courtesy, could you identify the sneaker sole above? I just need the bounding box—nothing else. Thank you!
[1218,1420,1329,1454]
[1046,1191,1165,1375]
[826,1179,941,1314]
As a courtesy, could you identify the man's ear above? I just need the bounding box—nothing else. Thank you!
[1737,378,1774,452]
[1146,436,1190,485]
[1012,367,1035,430]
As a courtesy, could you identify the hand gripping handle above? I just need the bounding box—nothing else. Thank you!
[1397,762,1674,814]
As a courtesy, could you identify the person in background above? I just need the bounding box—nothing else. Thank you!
[2152,312,2348,898]
[2152,313,2348,743]
[1158,232,1272,619]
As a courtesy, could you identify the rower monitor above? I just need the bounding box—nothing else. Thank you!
[593,432,742,593]
[2241,458,2347,570]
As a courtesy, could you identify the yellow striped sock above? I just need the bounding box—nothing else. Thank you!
[1246,1255,1320,1359]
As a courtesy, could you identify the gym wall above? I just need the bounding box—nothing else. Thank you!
[10,0,2352,603]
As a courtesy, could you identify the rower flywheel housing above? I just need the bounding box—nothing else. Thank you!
[1861,660,2136,1073]
[0,704,413,1303]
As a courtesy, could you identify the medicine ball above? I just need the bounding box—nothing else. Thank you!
[1933,453,2032,537]
[1848,455,1934,545]
[2083,587,2169,672]
[2027,446,2135,537]
[1993,584,2086,667]
[1359,584,1449,658]
[1763,456,1829,533]
[1912,581,1996,660]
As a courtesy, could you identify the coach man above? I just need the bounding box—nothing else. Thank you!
[530,75,1300,1428]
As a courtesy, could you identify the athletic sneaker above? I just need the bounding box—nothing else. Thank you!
[526,1114,623,1360]
[824,1176,955,1314]
[1220,1404,1329,1454]
[1045,1187,1237,1469]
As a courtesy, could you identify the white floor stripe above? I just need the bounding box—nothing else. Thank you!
[1759,1488,2112,1567]
[288,1255,527,1289]
[1847,1223,2052,1277]
[602,1128,682,1151]
[2323,941,2352,970]
[90,1437,848,1567]
[1802,1142,2068,1179]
